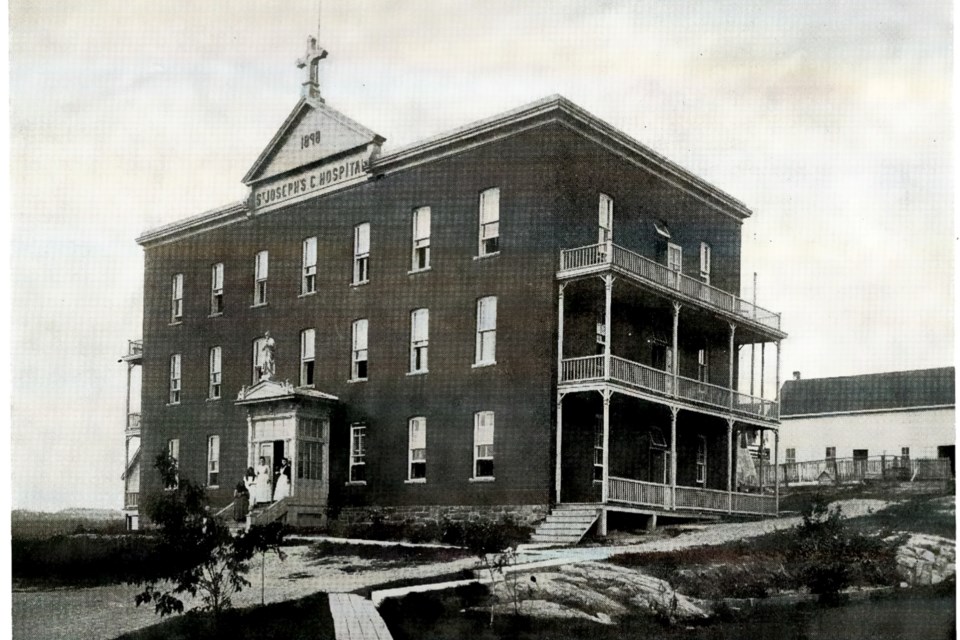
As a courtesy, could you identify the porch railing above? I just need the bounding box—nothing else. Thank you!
[771,456,953,485]
[127,339,143,357]
[607,476,776,516]
[561,354,779,422]
[559,242,782,332]
[126,413,141,432]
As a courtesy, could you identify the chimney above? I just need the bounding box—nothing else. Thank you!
[792,371,801,381]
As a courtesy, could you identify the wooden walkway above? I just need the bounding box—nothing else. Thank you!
[328,593,393,640]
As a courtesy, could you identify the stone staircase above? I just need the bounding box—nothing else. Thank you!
[530,503,601,545]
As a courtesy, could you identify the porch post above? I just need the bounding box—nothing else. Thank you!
[760,342,766,400]
[671,302,681,396]
[557,283,566,379]
[727,323,737,409]
[247,414,254,470]
[603,275,614,379]
[669,406,678,510]
[555,393,564,504]
[727,419,734,513]
[774,429,780,516]
[775,341,782,417]
[758,429,765,493]
[599,390,612,536]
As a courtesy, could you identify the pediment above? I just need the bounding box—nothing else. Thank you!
[243,98,384,186]
[235,379,338,405]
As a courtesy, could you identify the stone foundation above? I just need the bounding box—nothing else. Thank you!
[335,503,549,528]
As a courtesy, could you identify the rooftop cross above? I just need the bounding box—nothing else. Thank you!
[296,35,328,101]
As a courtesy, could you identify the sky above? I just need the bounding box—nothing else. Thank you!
[8,0,953,511]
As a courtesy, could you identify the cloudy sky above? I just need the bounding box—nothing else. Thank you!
[9,0,953,510]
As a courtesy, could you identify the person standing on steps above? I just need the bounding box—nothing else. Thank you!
[255,456,272,505]
[233,475,250,522]
[273,457,291,501]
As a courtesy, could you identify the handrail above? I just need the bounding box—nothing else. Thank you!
[559,243,782,332]
[607,477,776,516]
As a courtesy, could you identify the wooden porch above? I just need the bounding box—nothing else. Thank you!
[607,476,777,516]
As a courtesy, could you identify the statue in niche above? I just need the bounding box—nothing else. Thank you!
[260,331,276,381]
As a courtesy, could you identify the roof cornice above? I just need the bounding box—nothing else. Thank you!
[136,202,248,248]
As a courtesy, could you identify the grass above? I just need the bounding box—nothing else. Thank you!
[12,533,163,589]
[114,592,334,640]
[847,494,956,540]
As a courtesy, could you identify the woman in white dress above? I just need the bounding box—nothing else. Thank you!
[273,458,291,501]
[255,457,272,505]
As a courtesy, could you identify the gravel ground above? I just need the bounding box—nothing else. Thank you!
[10,499,892,640]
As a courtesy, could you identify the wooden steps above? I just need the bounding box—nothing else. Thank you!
[530,504,600,545]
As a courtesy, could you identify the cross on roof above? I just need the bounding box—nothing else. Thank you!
[297,36,328,100]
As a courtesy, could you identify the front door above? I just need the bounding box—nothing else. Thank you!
[650,448,670,484]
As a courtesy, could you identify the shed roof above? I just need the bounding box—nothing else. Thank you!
[780,367,955,417]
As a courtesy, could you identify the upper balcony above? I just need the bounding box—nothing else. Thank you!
[558,243,785,338]
[126,413,141,437]
[120,339,143,365]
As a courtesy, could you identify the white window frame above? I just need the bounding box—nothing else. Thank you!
[696,435,707,484]
[349,424,366,484]
[351,319,368,381]
[411,206,431,271]
[697,348,709,383]
[252,337,266,383]
[825,446,836,460]
[171,273,184,322]
[409,308,429,374]
[166,438,180,489]
[667,243,682,272]
[598,193,613,246]
[207,435,220,487]
[254,250,268,306]
[208,346,221,399]
[302,236,318,295]
[353,223,370,285]
[474,296,497,366]
[785,448,796,465]
[408,417,426,481]
[478,187,500,256]
[300,328,315,387]
[210,263,224,315]
[473,411,495,480]
[593,420,604,482]
[699,242,711,284]
[901,447,910,458]
[169,354,181,404]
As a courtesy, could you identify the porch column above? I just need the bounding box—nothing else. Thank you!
[557,283,566,380]
[758,429,765,493]
[246,414,254,470]
[671,302,681,396]
[760,342,766,400]
[603,275,614,379]
[555,393,564,504]
[599,389,612,536]
[775,341,782,418]
[774,429,780,516]
[727,419,734,513]
[727,323,737,409]
[669,406,678,510]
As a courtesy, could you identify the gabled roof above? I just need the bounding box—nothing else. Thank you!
[242,97,384,186]
[780,367,955,417]
[234,378,338,405]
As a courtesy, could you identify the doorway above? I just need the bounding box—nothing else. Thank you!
[258,440,285,483]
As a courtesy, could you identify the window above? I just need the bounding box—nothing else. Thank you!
[667,243,682,272]
[302,236,317,294]
[785,448,796,464]
[596,310,606,354]
[473,411,495,479]
[853,449,868,461]
[408,417,426,480]
[593,420,604,482]
[349,424,366,483]
[598,194,613,245]
[166,439,180,489]
[252,337,266,382]
[474,296,497,365]
[208,346,222,399]
[410,308,429,373]
[696,435,707,484]
[901,447,910,459]
[300,329,315,386]
[207,435,220,487]
[353,223,370,284]
[297,417,325,480]
[697,348,709,383]
[825,446,836,460]
[210,263,224,315]
[699,242,711,284]
[478,187,500,256]
[351,319,368,380]
[254,250,268,305]
[171,274,183,322]
[169,354,181,404]
[411,206,431,271]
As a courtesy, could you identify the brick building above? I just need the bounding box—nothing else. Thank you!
[122,37,786,536]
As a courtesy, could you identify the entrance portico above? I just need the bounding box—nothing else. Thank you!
[235,379,338,526]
